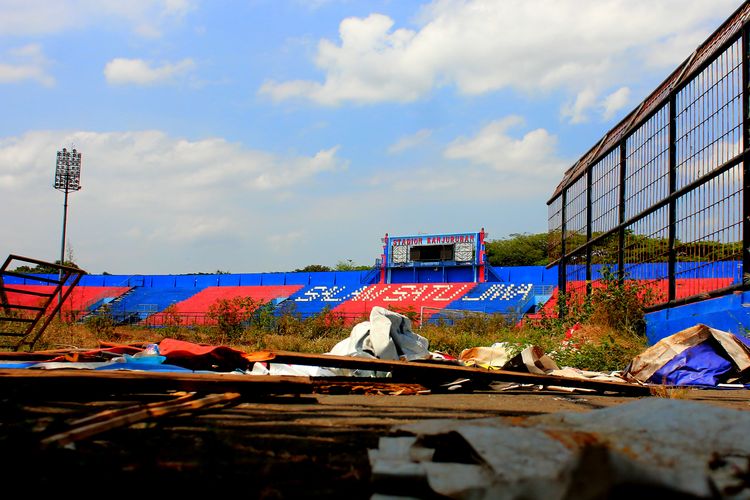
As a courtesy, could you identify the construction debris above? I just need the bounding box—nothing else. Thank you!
[0,306,652,395]
[370,398,750,498]
[251,306,432,377]
[251,350,650,395]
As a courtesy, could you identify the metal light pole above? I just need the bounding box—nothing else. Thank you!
[54,148,82,311]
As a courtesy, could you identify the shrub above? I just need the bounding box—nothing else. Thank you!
[207,296,258,341]
[83,306,116,339]
[588,266,657,336]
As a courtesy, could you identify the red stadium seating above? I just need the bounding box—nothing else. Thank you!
[148,285,303,325]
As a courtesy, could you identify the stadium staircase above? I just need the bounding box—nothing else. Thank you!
[485,265,506,282]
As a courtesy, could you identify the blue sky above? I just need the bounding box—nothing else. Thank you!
[0,0,742,274]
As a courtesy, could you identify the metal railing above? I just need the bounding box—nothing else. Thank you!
[548,3,750,311]
[0,254,86,350]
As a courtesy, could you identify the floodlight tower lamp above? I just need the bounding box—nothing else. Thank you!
[54,147,82,308]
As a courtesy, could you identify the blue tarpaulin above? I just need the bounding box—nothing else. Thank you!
[627,324,750,387]
[649,341,734,386]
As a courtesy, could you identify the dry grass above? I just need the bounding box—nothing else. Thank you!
[649,385,692,399]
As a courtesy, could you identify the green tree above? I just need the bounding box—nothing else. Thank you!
[486,233,549,266]
[12,260,80,274]
[334,260,371,271]
[294,264,333,272]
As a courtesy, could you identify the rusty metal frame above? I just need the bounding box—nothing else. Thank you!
[0,254,86,351]
[548,4,750,312]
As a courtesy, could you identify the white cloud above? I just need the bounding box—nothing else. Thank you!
[0,130,345,193]
[104,58,195,85]
[249,146,345,190]
[260,13,431,105]
[560,87,631,124]
[259,0,738,107]
[0,126,556,274]
[0,130,348,272]
[162,0,193,16]
[444,116,565,176]
[561,88,598,124]
[267,231,305,251]
[0,44,54,86]
[388,129,432,154]
[561,85,632,124]
[0,0,194,37]
[365,116,569,203]
[601,86,631,121]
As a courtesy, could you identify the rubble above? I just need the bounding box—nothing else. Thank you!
[370,398,750,498]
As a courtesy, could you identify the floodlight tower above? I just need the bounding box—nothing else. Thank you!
[54,148,82,301]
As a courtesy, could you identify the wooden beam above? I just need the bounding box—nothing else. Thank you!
[254,351,650,396]
[0,369,314,397]
[42,392,241,447]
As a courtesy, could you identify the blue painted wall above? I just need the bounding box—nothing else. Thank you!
[645,292,750,344]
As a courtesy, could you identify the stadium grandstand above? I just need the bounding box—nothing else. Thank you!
[0,230,558,328]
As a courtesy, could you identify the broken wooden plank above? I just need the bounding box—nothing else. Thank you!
[254,351,650,396]
[42,392,241,447]
[66,391,195,427]
[0,369,314,397]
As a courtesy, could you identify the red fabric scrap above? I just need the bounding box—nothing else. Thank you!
[158,338,253,372]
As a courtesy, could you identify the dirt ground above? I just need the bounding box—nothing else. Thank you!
[1,383,748,497]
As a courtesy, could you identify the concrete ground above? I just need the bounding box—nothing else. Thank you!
[1,384,747,497]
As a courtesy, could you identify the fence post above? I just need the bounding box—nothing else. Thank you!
[743,26,750,287]
[667,92,677,303]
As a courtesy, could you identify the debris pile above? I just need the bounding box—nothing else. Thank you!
[370,398,750,498]
[1,309,748,394]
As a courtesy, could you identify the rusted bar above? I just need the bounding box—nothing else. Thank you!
[3,254,83,274]
[23,270,85,350]
[0,287,55,297]
[2,304,46,312]
[0,331,27,337]
[1,271,61,285]
[0,275,8,316]
[743,25,750,284]
[0,317,35,323]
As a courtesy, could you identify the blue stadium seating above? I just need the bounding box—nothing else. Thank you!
[107,287,205,323]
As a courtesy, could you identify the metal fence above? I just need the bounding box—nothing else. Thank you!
[547,3,750,311]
